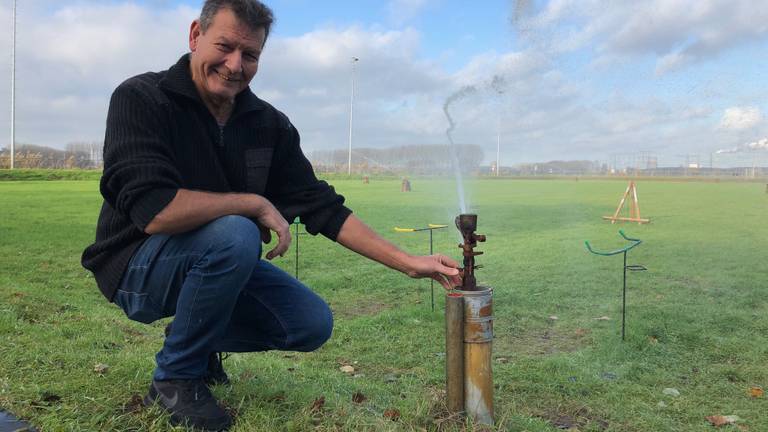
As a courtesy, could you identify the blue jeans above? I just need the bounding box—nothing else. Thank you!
[113,215,333,381]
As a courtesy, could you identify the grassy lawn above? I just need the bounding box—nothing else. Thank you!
[0,178,766,431]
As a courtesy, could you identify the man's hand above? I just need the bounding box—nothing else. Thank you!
[404,254,462,290]
[336,215,462,290]
[251,196,291,260]
[144,190,291,259]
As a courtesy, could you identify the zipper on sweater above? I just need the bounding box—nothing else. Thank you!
[218,125,225,147]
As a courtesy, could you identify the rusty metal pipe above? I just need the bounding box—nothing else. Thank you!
[445,292,464,413]
[458,286,493,425]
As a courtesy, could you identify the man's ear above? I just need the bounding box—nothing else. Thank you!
[189,20,202,52]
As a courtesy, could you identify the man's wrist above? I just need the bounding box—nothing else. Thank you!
[241,193,266,217]
[393,251,416,276]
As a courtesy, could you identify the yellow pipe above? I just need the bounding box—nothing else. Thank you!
[445,292,464,413]
[458,287,494,425]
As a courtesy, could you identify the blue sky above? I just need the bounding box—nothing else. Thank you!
[1,0,767,166]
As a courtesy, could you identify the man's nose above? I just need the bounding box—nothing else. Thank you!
[224,52,244,76]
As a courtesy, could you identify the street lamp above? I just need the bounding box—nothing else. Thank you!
[347,56,358,176]
[10,0,17,169]
[491,76,505,177]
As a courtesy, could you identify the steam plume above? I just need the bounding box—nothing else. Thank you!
[715,137,768,154]
[443,85,477,214]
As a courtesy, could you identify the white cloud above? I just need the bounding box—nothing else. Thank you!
[719,107,763,130]
[520,0,768,74]
[0,0,765,167]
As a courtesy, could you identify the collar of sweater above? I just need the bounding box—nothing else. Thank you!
[159,54,265,119]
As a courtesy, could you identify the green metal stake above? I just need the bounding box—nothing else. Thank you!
[585,230,647,341]
[394,224,449,311]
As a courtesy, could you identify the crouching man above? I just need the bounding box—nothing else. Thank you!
[81,0,461,430]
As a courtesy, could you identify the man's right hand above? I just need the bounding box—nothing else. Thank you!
[251,195,291,260]
[144,190,291,260]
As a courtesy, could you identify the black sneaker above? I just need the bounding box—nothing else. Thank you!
[205,352,230,386]
[164,322,230,386]
[143,379,232,431]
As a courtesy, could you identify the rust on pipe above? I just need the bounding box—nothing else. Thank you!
[455,214,486,291]
[459,286,494,425]
[445,292,465,414]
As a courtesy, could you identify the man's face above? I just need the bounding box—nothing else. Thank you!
[189,8,265,104]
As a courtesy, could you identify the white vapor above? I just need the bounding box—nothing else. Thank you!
[716,137,768,154]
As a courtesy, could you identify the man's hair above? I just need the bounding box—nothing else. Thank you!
[199,0,274,41]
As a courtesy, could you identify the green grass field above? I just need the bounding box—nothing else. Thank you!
[1,177,766,431]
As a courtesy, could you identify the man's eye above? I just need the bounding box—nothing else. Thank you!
[245,54,260,62]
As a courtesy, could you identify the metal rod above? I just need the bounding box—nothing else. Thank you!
[496,115,500,177]
[445,292,464,414]
[430,229,434,312]
[622,250,627,341]
[294,221,299,279]
[10,0,17,169]
[347,57,358,176]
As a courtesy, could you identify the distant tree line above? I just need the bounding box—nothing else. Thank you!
[0,142,103,169]
[308,144,485,175]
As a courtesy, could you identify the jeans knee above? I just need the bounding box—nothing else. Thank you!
[292,305,334,352]
[205,215,262,262]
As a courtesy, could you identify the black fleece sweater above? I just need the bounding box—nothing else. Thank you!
[82,55,352,301]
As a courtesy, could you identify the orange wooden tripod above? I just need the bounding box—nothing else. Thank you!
[602,181,650,224]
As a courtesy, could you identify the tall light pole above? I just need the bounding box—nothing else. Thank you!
[490,76,504,177]
[494,89,504,177]
[10,0,17,169]
[347,57,358,176]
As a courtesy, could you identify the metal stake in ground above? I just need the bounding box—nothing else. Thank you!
[394,224,448,311]
[293,219,308,280]
[585,230,647,341]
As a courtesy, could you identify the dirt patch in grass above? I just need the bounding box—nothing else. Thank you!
[413,387,494,431]
[119,394,144,415]
[496,327,592,357]
[535,405,609,430]
[331,300,391,319]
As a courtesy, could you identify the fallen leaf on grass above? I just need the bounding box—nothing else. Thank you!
[310,396,325,413]
[339,365,355,373]
[705,415,739,427]
[383,409,401,421]
[662,388,680,397]
[352,391,367,404]
[649,336,659,344]
[93,363,109,375]
[749,387,763,398]
[593,316,611,321]
[548,315,559,321]
[495,357,509,364]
